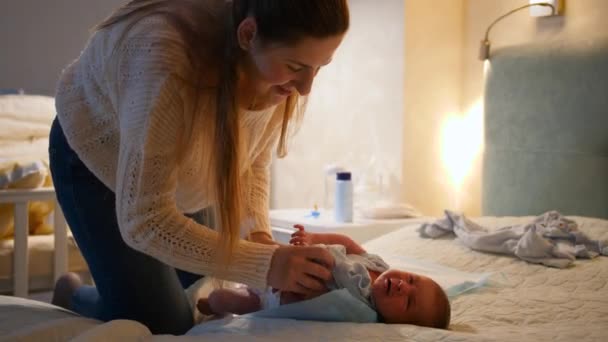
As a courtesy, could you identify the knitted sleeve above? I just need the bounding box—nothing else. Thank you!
[113,17,277,288]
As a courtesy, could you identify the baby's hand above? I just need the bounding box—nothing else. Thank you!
[290,224,315,246]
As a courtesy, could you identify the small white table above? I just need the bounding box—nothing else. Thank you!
[270,208,430,245]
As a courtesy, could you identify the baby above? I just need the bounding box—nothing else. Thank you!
[197,225,451,329]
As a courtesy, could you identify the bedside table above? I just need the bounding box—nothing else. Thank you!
[270,208,430,245]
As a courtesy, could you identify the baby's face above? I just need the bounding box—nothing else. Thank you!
[371,269,446,326]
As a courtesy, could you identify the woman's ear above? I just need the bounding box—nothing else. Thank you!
[237,16,257,50]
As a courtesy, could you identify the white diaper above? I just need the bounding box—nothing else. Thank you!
[250,287,281,310]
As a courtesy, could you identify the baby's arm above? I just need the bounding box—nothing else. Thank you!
[290,225,366,255]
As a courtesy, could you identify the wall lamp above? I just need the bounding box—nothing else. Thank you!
[479,3,556,61]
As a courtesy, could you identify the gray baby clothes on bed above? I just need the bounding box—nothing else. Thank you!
[321,244,390,308]
[418,210,608,268]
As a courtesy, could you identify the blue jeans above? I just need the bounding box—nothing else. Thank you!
[48,118,205,335]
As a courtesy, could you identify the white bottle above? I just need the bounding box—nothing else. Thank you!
[323,164,346,211]
[334,172,353,223]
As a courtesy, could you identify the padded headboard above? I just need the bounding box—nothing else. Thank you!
[483,38,608,219]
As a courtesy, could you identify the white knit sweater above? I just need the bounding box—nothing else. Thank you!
[55,16,282,288]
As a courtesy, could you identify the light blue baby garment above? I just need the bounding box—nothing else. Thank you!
[323,244,389,307]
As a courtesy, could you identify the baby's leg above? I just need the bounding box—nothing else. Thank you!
[197,288,261,315]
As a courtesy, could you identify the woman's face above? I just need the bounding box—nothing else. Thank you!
[238,18,345,109]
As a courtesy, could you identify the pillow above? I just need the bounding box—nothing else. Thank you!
[360,202,423,219]
[0,158,54,240]
[0,94,55,141]
[0,138,50,162]
[0,158,48,189]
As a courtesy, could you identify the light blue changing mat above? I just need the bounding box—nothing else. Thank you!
[245,256,490,323]
[249,288,377,323]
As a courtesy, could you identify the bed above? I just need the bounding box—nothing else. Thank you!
[2,215,606,341]
[1,26,607,342]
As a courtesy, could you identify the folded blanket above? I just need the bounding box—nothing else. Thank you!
[0,138,50,162]
[0,95,55,141]
[418,211,608,268]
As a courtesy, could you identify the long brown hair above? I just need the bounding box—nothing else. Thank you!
[96,0,349,269]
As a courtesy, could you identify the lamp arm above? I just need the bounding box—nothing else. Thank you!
[479,3,555,60]
[484,3,555,41]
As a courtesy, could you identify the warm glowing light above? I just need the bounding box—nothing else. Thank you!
[483,59,491,76]
[440,99,485,192]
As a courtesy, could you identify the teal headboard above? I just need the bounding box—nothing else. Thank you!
[483,38,608,219]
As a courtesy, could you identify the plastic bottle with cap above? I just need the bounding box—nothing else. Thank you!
[323,163,346,211]
[334,171,353,223]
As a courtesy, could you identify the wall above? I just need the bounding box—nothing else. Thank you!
[402,0,466,216]
[271,0,405,210]
[0,0,126,95]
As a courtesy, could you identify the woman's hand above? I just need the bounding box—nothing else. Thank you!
[289,224,315,246]
[267,245,334,295]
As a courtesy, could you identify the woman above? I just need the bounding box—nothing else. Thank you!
[49,0,349,334]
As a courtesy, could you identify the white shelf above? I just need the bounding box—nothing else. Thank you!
[270,208,431,244]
